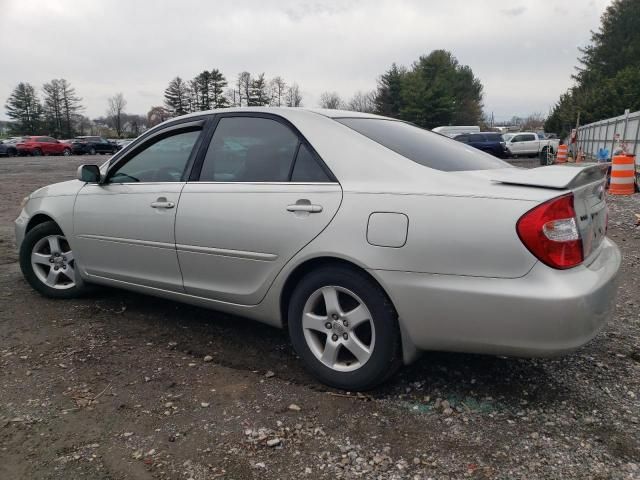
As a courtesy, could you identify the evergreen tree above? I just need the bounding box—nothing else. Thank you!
[399,50,483,129]
[59,79,82,138]
[194,71,212,110]
[374,63,405,118]
[545,0,640,135]
[42,79,64,137]
[5,82,42,135]
[209,69,228,109]
[164,76,190,116]
[248,73,270,106]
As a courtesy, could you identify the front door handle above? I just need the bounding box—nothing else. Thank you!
[151,197,175,209]
[287,203,323,213]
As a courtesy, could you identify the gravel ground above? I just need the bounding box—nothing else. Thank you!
[0,154,639,479]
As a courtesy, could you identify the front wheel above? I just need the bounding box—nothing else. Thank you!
[288,266,401,390]
[89,147,96,155]
[32,148,42,156]
[19,221,88,299]
[63,148,71,156]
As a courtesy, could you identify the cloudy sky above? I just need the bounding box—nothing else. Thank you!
[0,0,611,122]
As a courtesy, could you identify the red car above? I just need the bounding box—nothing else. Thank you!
[16,136,72,156]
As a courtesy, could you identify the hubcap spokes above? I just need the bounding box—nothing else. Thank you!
[302,286,375,372]
[31,235,76,290]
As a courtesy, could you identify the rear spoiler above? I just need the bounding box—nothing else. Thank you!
[491,163,609,190]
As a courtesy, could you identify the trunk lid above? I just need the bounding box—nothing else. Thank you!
[492,163,609,263]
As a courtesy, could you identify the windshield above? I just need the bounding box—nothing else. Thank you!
[336,118,509,172]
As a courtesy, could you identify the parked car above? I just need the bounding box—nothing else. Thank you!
[453,132,509,158]
[504,132,560,157]
[14,108,620,390]
[432,125,480,138]
[71,136,118,155]
[16,136,72,156]
[114,139,133,150]
[0,138,20,156]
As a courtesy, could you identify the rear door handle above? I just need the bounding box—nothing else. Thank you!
[287,203,323,213]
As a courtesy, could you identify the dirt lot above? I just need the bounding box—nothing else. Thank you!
[1,154,639,480]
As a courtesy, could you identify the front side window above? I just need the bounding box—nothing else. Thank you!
[337,118,508,172]
[199,117,300,182]
[108,129,200,183]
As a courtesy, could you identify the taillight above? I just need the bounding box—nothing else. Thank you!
[516,193,583,269]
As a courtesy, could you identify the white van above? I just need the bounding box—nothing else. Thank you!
[431,125,480,138]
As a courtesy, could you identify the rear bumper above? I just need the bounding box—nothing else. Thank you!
[373,238,621,360]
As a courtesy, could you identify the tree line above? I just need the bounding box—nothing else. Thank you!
[545,0,640,136]
[5,80,82,138]
[5,49,486,138]
[162,70,303,116]
[317,50,484,129]
[3,80,145,138]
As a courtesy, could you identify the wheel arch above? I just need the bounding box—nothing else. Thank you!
[26,213,58,233]
[278,255,420,365]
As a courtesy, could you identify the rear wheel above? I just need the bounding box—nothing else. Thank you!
[32,148,42,156]
[63,148,71,156]
[19,221,88,299]
[8,148,17,157]
[89,147,96,155]
[288,266,401,390]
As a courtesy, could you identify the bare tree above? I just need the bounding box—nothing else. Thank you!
[236,72,251,107]
[107,93,127,137]
[285,83,303,107]
[318,91,344,109]
[346,90,376,113]
[269,76,287,106]
[521,112,546,131]
[147,106,170,128]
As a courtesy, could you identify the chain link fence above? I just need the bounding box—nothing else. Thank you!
[576,109,640,161]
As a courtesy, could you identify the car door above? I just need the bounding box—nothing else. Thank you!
[508,134,525,154]
[521,133,538,154]
[73,120,205,291]
[175,113,342,305]
[468,134,486,151]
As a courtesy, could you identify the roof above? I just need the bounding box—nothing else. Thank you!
[175,106,385,122]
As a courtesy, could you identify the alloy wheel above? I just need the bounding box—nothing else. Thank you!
[30,234,76,290]
[301,286,375,372]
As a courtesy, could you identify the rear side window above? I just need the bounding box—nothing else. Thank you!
[199,117,299,182]
[336,119,509,172]
[291,143,330,182]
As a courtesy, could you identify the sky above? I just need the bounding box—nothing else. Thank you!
[0,0,613,122]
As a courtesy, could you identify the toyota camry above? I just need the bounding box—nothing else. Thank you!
[15,108,621,390]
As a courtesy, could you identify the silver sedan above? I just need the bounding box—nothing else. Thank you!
[15,108,621,390]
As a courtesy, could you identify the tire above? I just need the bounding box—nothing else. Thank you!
[32,148,42,156]
[8,148,17,157]
[539,146,548,166]
[19,221,88,299]
[63,148,71,156]
[89,147,96,155]
[288,266,402,390]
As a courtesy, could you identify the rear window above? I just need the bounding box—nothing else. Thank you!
[336,118,509,172]
[484,133,503,141]
[469,134,486,142]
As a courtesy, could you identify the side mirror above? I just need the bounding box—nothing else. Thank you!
[77,164,101,183]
